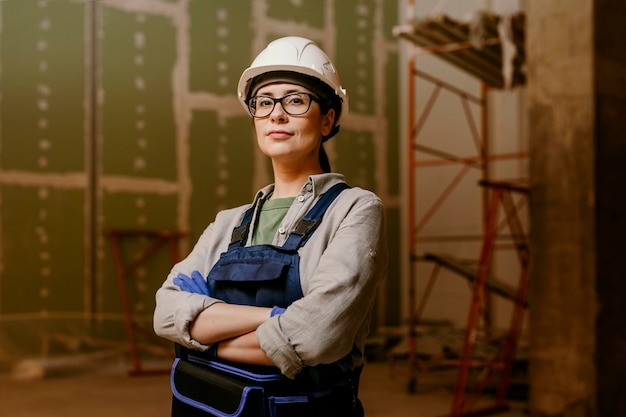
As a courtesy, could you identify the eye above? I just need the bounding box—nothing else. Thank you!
[286,94,307,106]
[256,97,274,108]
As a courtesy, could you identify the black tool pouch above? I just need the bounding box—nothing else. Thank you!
[171,354,356,417]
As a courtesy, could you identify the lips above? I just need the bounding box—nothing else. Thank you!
[267,129,292,139]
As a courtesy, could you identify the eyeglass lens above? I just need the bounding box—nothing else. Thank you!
[249,93,313,118]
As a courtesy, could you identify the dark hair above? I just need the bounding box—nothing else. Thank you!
[319,146,331,173]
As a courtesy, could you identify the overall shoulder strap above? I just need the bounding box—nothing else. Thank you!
[282,182,350,250]
[228,192,264,249]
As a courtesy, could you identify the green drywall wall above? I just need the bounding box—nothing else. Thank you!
[0,0,402,362]
[188,110,255,243]
[385,51,400,196]
[189,1,252,94]
[101,8,178,180]
[336,1,376,115]
[336,129,377,190]
[267,0,325,27]
[1,185,85,314]
[0,0,84,173]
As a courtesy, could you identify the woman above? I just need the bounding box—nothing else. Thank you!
[154,36,387,417]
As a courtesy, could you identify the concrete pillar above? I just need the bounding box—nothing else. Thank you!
[527,0,626,416]
[593,2,626,416]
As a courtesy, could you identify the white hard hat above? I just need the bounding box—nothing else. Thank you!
[237,36,349,123]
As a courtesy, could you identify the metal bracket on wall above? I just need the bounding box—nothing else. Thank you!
[106,229,187,376]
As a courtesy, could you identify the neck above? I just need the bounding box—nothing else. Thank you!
[270,161,323,199]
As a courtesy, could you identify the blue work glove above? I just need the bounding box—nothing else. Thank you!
[173,270,210,296]
[270,306,286,317]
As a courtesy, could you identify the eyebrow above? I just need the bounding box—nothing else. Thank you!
[256,88,305,97]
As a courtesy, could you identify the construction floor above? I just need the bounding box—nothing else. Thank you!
[0,357,528,417]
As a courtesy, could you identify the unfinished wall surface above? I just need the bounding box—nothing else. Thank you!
[527,0,626,415]
[0,0,400,366]
[527,0,596,413]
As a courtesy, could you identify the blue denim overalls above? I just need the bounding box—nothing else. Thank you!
[206,182,348,309]
[171,182,365,417]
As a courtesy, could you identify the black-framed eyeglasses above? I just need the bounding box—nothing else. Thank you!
[247,92,320,118]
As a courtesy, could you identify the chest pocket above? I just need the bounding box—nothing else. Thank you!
[207,245,301,308]
[207,182,349,309]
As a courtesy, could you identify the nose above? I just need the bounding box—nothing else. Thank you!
[270,100,287,121]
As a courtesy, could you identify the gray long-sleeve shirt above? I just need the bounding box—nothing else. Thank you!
[153,173,387,379]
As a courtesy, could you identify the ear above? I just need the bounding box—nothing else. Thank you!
[320,108,336,137]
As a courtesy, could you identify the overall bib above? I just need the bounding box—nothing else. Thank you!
[171,183,364,417]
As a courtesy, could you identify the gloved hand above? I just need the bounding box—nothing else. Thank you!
[270,306,286,317]
[173,270,210,296]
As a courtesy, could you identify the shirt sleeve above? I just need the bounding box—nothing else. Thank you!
[153,222,225,351]
[256,191,387,378]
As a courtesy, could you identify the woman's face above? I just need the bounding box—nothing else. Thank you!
[252,82,335,170]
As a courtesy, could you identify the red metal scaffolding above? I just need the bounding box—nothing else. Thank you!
[107,229,186,375]
[395,1,528,415]
[448,180,529,416]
